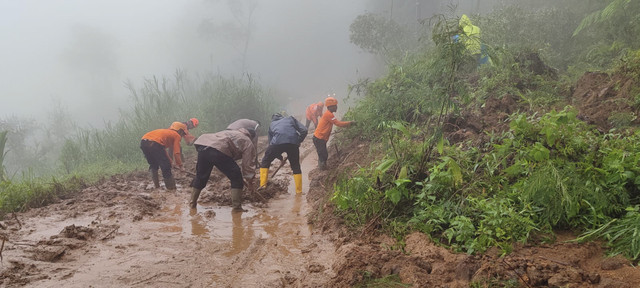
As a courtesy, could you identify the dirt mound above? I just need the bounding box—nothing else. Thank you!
[572,71,639,131]
[444,93,521,145]
[515,51,559,80]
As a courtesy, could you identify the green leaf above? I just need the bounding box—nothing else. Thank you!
[398,165,408,180]
[437,135,444,154]
[376,158,397,174]
[386,187,403,204]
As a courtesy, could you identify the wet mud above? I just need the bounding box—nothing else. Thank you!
[2,130,640,287]
[0,138,336,287]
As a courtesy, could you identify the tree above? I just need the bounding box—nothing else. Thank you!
[573,0,635,37]
[349,13,415,63]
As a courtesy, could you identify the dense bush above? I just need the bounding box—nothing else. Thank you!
[335,3,640,258]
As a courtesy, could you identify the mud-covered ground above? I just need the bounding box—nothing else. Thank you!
[0,138,338,287]
[2,125,640,287]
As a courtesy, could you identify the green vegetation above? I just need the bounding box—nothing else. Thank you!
[337,0,640,267]
[0,71,280,217]
[0,130,7,182]
[0,176,86,219]
[63,71,277,177]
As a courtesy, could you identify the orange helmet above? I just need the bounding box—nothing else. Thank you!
[325,97,337,107]
[169,121,187,132]
[190,118,199,128]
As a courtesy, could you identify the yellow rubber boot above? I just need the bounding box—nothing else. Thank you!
[260,168,269,187]
[293,174,302,194]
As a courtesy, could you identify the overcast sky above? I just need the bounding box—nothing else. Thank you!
[1,0,380,126]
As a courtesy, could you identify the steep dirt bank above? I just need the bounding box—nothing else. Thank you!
[309,139,640,287]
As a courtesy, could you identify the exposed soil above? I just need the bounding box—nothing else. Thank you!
[2,68,640,287]
[0,138,337,287]
[571,71,639,131]
[307,138,640,288]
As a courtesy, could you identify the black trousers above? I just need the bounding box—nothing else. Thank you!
[260,143,301,174]
[312,136,328,164]
[191,145,243,190]
[140,139,172,179]
[305,118,317,130]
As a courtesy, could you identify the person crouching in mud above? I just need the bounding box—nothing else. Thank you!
[188,128,256,212]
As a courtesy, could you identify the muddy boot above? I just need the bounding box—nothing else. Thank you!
[150,169,160,188]
[293,174,302,194]
[190,187,202,208]
[230,188,246,212]
[259,168,269,188]
[318,160,327,171]
[164,177,177,190]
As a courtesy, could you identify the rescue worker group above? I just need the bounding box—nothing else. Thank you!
[140,95,354,212]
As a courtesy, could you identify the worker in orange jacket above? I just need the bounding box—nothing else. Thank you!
[140,128,184,190]
[305,101,324,129]
[169,118,199,145]
[167,118,199,164]
[312,96,354,170]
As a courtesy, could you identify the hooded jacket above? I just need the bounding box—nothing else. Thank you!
[268,114,308,146]
[226,118,260,147]
[459,14,481,55]
[193,128,256,179]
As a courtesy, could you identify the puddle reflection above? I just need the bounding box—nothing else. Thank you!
[189,208,210,236]
[151,149,316,257]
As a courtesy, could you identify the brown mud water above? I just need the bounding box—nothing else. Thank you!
[0,140,337,287]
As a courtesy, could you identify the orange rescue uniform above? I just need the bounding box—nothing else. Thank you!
[313,110,351,141]
[305,102,324,127]
[141,129,183,167]
[169,122,196,145]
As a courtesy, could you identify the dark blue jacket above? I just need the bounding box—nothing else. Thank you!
[268,114,308,146]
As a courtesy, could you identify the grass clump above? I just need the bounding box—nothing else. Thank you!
[0,176,86,219]
[576,206,640,261]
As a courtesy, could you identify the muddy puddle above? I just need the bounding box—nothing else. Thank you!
[149,154,314,257]
[2,141,339,288]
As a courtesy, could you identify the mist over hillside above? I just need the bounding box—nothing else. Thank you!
[1,0,386,127]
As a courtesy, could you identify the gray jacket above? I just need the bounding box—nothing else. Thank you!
[227,118,259,147]
[268,114,308,146]
[194,128,256,179]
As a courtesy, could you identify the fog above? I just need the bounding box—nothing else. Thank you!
[1,0,388,127]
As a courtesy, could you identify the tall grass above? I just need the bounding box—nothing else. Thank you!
[1,71,280,216]
[62,71,279,177]
[0,130,7,182]
[0,175,86,219]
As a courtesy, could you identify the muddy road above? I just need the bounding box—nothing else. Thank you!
[0,140,337,287]
[2,135,640,287]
